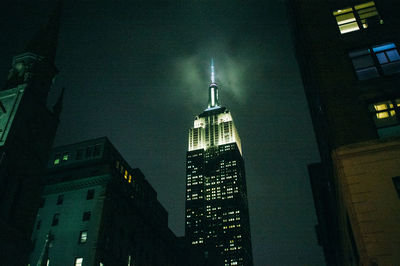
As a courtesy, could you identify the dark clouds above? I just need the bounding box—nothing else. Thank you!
[1,1,325,265]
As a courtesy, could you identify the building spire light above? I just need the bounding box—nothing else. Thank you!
[211,58,215,84]
[207,59,219,109]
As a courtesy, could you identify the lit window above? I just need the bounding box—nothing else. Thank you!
[53,154,61,165]
[333,1,382,34]
[369,100,400,136]
[75,257,83,266]
[393,177,400,198]
[79,230,88,243]
[62,152,69,161]
[124,170,128,179]
[128,174,132,183]
[349,43,400,80]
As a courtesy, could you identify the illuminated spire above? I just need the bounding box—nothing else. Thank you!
[207,59,219,109]
[211,58,215,83]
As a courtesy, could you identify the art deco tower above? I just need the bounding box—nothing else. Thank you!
[185,61,253,266]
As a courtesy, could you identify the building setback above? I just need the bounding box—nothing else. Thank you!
[0,2,63,265]
[288,0,400,265]
[29,137,184,266]
[185,61,253,266]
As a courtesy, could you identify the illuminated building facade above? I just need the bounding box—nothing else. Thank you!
[29,137,184,266]
[0,3,63,265]
[185,61,253,266]
[288,0,400,265]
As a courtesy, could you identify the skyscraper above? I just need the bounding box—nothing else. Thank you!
[185,61,253,266]
[0,2,63,265]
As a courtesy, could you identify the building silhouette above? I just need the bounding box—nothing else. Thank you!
[185,61,253,266]
[29,137,184,266]
[0,2,63,265]
[288,0,400,265]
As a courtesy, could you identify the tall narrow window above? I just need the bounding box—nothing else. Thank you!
[52,213,59,226]
[85,146,93,158]
[93,144,101,156]
[79,230,88,243]
[57,194,64,205]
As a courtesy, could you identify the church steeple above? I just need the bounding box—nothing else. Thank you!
[207,59,219,109]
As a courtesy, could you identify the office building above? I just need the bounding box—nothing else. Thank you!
[185,61,253,266]
[0,2,63,264]
[288,0,400,265]
[29,137,184,266]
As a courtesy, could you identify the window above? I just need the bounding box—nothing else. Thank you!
[83,211,91,221]
[85,146,93,158]
[62,152,69,161]
[76,149,83,160]
[53,154,61,165]
[57,194,64,205]
[79,230,88,243]
[86,189,95,200]
[74,257,83,266]
[393,177,400,198]
[333,1,382,34]
[93,144,101,156]
[350,43,400,80]
[369,99,400,137]
[52,213,59,226]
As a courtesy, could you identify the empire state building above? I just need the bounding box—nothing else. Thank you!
[185,61,253,266]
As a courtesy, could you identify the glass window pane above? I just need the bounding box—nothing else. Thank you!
[374,103,389,111]
[349,49,370,58]
[336,13,356,25]
[354,1,375,10]
[356,67,379,80]
[381,61,400,75]
[373,43,396,53]
[339,22,360,34]
[352,55,375,69]
[386,49,400,62]
[333,7,353,16]
[376,52,388,64]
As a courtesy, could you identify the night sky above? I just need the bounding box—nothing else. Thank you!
[1,1,325,265]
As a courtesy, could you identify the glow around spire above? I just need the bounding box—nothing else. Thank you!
[211,58,215,83]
